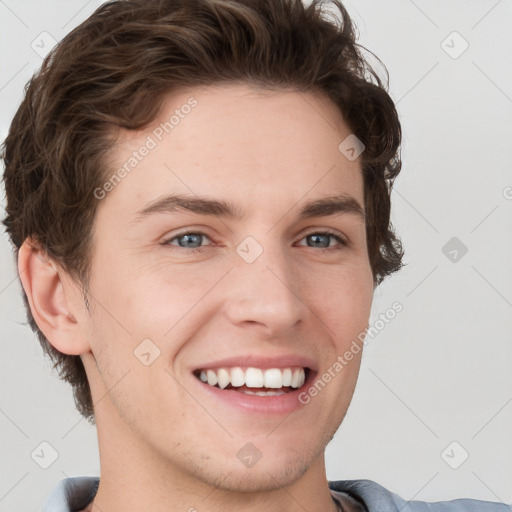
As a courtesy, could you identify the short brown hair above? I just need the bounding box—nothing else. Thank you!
[2,0,403,424]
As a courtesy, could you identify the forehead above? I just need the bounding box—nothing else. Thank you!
[99,83,364,219]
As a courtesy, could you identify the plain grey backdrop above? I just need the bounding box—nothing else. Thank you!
[1,0,511,511]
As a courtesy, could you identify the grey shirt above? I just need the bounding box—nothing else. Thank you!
[40,476,511,511]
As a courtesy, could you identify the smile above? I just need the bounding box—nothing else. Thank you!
[193,367,308,396]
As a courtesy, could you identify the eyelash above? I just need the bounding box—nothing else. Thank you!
[161,230,347,253]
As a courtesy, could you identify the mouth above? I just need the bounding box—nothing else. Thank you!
[190,354,317,414]
[193,366,310,396]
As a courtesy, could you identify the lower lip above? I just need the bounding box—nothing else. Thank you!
[193,371,316,415]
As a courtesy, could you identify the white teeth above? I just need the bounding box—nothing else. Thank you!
[243,389,287,396]
[230,367,245,387]
[207,369,218,386]
[217,368,230,389]
[198,366,306,391]
[291,368,302,388]
[264,368,283,388]
[245,368,264,388]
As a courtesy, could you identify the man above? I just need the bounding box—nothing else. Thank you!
[2,0,509,511]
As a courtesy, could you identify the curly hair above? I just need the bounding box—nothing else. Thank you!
[1,0,403,424]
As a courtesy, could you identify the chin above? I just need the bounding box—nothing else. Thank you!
[201,456,312,493]
[181,435,327,494]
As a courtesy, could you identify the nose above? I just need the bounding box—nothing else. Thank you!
[223,240,309,336]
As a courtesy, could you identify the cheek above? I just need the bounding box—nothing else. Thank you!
[307,263,374,342]
[89,240,373,347]
[91,251,223,329]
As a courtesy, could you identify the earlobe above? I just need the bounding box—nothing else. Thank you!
[17,238,91,356]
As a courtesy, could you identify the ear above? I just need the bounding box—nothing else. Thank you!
[17,238,92,355]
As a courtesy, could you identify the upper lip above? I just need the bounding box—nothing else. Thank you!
[192,354,317,372]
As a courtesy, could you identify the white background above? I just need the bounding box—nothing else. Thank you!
[1,1,511,510]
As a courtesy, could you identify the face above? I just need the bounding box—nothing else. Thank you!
[80,83,374,492]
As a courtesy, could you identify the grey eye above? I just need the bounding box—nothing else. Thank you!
[176,233,205,248]
[307,233,331,248]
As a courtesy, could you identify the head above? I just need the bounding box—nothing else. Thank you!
[2,0,402,493]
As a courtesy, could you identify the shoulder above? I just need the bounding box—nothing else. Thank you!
[328,479,512,512]
[41,476,99,512]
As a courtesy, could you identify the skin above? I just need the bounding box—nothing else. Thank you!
[19,83,374,512]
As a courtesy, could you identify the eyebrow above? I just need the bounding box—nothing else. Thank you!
[131,193,365,224]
